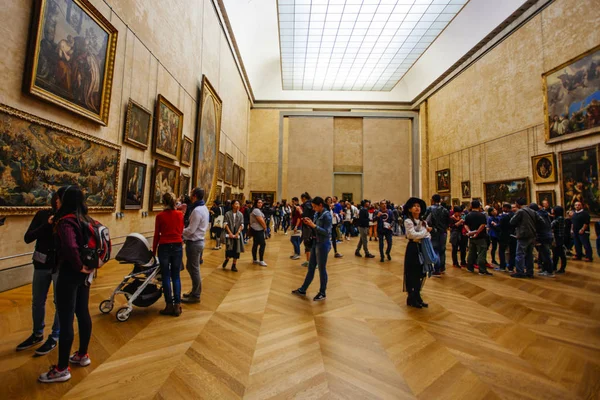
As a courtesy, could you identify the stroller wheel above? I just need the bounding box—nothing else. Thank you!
[116,307,132,322]
[99,300,114,314]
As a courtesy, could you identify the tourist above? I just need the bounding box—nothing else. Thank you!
[355,200,376,258]
[465,200,492,275]
[551,206,567,274]
[572,201,593,262]
[250,198,268,266]
[496,203,514,272]
[343,201,353,240]
[510,198,538,278]
[242,200,252,244]
[487,207,500,265]
[449,206,466,268]
[403,197,431,308]
[368,202,377,241]
[300,193,314,267]
[182,187,209,304]
[221,199,244,272]
[290,197,303,260]
[530,203,554,277]
[376,200,394,262]
[326,196,343,258]
[211,201,225,250]
[426,194,450,276]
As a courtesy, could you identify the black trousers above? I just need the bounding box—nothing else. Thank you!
[379,230,393,259]
[331,224,338,253]
[56,271,91,369]
[404,242,425,301]
[499,240,509,269]
[252,230,266,261]
[490,237,499,263]
[452,235,468,265]
[552,242,567,271]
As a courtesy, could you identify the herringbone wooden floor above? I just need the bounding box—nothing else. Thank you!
[1,233,600,399]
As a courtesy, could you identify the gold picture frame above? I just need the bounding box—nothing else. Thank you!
[436,169,451,193]
[24,0,118,125]
[123,99,152,150]
[536,190,556,208]
[180,136,193,167]
[531,152,557,184]
[153,94,183,161]
[150,159,180,211]
[461,180,471,198]
[483,178,530,210]
[179,174,190,197]
[559,145,599,217]
[225,153,234,185]
[233,163,240,188]
[239,167,245,190]
[121,159,147,210]
[217,151,225,181]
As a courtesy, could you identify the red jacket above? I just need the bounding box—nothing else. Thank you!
[153,210,184,253]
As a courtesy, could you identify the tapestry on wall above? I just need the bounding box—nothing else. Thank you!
[124,99,152,150]
[24,0,118,125]
[121,159,146,210]
[543,44,600,143]
[150,159,179,211]
[483,178,530,210]
[194,76,222,204]
[0,103,120,214]
[154,95,182,161]
[436,169,450,193]
[559,146,599,216]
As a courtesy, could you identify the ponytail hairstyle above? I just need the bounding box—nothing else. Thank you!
[311,196,329,211]
[163,192,176,210]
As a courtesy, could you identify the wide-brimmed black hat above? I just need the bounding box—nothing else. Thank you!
[403,197,427,218]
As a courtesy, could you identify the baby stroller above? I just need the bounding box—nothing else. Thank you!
[99,233,162,322]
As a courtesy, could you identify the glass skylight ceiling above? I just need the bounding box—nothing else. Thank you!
[278,0,468,91]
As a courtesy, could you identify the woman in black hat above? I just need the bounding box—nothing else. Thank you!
[403,197,432,308]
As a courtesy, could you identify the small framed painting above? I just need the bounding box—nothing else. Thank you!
[215,184,222,199]
[153,94,183,161]
[239,167,245,190]
[150,159,180,211]
[124,99,152,149]
[217,151,225,181]
[233,164,240,187]
[531,153,557,184]
[461,181,471,198]
[180,174,190,197]
[121,159,147,210]
[180,136,193,167]
[452,198,460,206]
[536,190,556,208]
[225,153,234,185]
[436,169,451,192]
[224,186,232,201]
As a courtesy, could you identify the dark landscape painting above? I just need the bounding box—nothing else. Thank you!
[0,104,120,213]
[559,146,599,216]
[484,178,529,210]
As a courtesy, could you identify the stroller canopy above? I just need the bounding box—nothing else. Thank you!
[116,233,154,266]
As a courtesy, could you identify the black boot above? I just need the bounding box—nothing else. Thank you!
[222,258,229,269]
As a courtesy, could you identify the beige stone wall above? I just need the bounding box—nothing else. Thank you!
[334,118,363,173]
[0,0,250,285]
[425,0,600,205]
[334,174,363,202]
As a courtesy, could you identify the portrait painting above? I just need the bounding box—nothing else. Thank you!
[536,190,556,208]
[233,164,240,188]
[224,186,232,201]
[0,103,120,214]
[124,99,151,149]
[461,181,471,198]
[531,153,557,184]
[225,153,234,185]
[436,169,450,192]
[461,201,471,209]
[180,136,193,167]
[121,159,146,210]
[484,178,530,210]
[239,167,245,190]
[452,198,460,207]
[544,45,600,143]
[194,76,222,204]
[150,159,180,211]
[179,174,190,197]
[153,95,183,161]
[215,184,222,199]
[24,0,118,125]
[559,146,599,216]
[217,152,225,181]
[440,194,451,206]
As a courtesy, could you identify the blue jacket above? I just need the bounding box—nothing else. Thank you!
[487,216,500,239]
[313,210,332,245]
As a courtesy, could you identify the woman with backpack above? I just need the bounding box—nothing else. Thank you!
[39,186,94,383]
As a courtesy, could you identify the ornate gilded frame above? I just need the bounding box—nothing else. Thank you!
[224,153,234,185]
[239,167,245,190]
[180,136,193,167]
[531,152,557,184]
[121,159,147,210]
[233,163,240,187]
[483,177,530,207]
[150,159,180,211]
[123,99,152,150]
[153,94,183,161]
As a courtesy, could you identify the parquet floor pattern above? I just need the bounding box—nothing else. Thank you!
[1,233,600,399]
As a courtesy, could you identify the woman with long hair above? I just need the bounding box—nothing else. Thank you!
[153,192,184,316]
[250,198,268,266]
[39,186,94,383]
[325,196,343,258]
[403,197,432,309]
[221,199,245,272]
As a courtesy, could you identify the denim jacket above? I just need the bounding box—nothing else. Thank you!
[313,210,332,245]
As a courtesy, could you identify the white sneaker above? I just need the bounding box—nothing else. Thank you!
[285,232,288,235]
[291,254,300,260]
[69,352,91,366]
[38,365,71,383]
[253,260,260,264]
[259,261,268,267]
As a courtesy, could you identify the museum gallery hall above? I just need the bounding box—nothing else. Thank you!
[0,0,599,399]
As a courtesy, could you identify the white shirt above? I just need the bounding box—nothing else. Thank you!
[183,205,209,241]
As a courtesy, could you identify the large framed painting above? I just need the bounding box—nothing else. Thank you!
[250,191,276,205]
[483,178,530,210]
[217,151,225,181]
[536,190,556,208]
[154,94,183,161]
[543,45,600,144]
[0,103,120,214]
[531,153,557,184]
[559,146,599,216]
[233,164,240,188]
[124,99,152,150]
[239,167,245,190]
[461,181,471,198]
[225,153,234,185]
[179,174,190,197]
[24,0,118,125]
[121,159,147,210]
[436,169,450,193]
[194,76,222,204]
[150,159,180,211]
[180,136,193,167]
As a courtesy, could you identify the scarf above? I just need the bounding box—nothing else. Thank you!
[185,200,205,227]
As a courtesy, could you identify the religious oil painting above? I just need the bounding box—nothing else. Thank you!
[179,174,190,197]
[436,169,450,192]
[531,153,557,184]
[121,159,146,210]
[0,103,120,214]
[217,151,225,181]
[225,153,234,185]
[224,186,232,201]
[536,190,556,208]
[461,180,471,198]
[194,76,222,204]
[484,178,530,210]
[452,198,460,207]
[544,45,600,143]
[150,159,180,211]
[180,136,193,167]
[559,146,599,217]
[154,95,183,161]
[25,0,118,125]
[239,167,245,190]
[233,163,240,188]
[124,99,151,149]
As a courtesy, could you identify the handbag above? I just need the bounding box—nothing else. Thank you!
[213,215,225,228]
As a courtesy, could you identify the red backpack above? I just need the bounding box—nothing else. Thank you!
[62,215,112,269]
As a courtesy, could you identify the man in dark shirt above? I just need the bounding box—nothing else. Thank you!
[572,201,593,261]
[464,200,492,275]
[355,200,375,258]
[376,200,394,262]
[510,198,540,278]
[497,203,515,271]
[426,194,450,276]
[300,193,315,267]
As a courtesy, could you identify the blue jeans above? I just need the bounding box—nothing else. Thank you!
[536,241,553,273]
[431,232,447,272]
[159,243,183,304]
[32,267,60,339]
[291,235,302,255]
[516,238,535,276]
[379,230,393,259]
[574,232,593,260]
[301,241,331,294]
